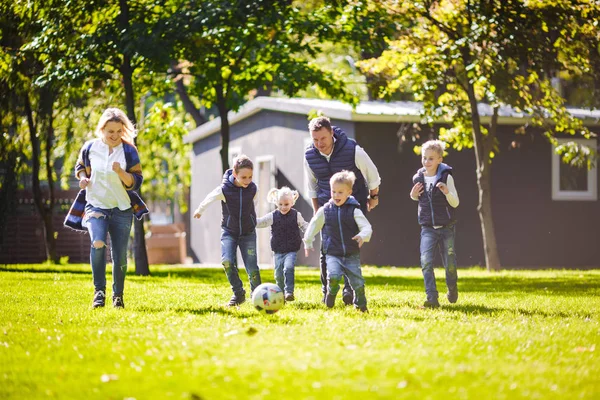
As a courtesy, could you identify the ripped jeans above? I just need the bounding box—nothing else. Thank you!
[221,229,261,297]
[84,204,133,296]
[420,224,458,302]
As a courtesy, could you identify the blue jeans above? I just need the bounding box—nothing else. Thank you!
[84,205,133,296]
[273,252,296,294]
[221,229,261,296]
[420,225,458,302]
[320,247,353,297]
[325,254,367,308]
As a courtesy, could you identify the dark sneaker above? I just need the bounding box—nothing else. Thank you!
[227,293,246,307]
[342,291,354,306]
[423,300,440,309]
[355,305,368,313]
[325,292,337,308]
[113,295,124,309]
[284,293,295,302]
[446,289,458,304]
[92,290,105,308]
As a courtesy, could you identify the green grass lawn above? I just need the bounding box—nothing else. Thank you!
[1,264,599,400]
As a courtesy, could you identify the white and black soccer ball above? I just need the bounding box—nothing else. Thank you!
[252,283,285,314]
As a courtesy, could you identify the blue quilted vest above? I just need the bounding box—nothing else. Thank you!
[270,209,302,253]
[221,169,257,235]
[305,126,369,212]
[412,163,456,227]
[322,196,361,257]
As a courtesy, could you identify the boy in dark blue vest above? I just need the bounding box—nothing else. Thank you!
[193,155,262,306]
[410,140,460,308]
[256,187,309,301]
[304,171,373,312]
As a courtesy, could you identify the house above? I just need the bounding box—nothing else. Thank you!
[184,97,600,268]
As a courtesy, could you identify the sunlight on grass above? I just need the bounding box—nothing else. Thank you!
[1,265,599,399]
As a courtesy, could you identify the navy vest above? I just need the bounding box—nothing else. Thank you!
[322,196,361,257]
[412,163,456,227]
[305,126,369,213]
[270,209,302,253]
[221,169,257,235]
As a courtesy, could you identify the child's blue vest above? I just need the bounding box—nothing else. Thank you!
[322,196,361,257]
[305,126,369,212]
[270,209,302,253]
[221,169,257,235]
[412,163,456,227]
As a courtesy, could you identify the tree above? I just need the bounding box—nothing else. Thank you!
[170,0,356,172]
[352,0,599,270]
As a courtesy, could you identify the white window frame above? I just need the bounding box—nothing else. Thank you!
[551,138,597,201]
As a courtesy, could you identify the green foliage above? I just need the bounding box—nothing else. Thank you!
[1,265,599,399]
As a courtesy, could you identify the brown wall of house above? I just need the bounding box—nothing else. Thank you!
[356,122,600,268]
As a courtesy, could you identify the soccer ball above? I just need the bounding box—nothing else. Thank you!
[252,283,285,314]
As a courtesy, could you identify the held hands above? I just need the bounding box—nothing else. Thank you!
[436,182,449,195]
[352,235,364,248]
[79,177,90,189]
[410,182,424,199]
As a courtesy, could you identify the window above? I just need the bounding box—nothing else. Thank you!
[552,138,597,201]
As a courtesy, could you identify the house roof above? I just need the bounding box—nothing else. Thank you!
[184,97,600,144]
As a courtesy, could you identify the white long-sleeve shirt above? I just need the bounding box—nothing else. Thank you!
[194,186,258,215]
[85,140,130,210]
[304,142,381,199]
[410,174,460,207]
[303,206,373,250]
[256,210,309,232]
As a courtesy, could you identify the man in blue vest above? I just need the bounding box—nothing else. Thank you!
[304,116,381,304]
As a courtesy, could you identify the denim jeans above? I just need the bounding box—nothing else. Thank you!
[420,224,458,302]
[325,254,367,308]
[273,251,296,294]
[320,247,353,297]
[84,205,133,296]
[221,229,261,296]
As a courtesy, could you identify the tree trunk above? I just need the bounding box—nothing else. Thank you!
[216,84,230,173]
[0,92,20,250]
[120,0,150,275]
[171,62,207,127]
[25,91,59,263]
[464,81,502,271]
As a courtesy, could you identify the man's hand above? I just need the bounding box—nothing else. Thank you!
[436,182,449,194]
[79,177,90,189]
[410,182,424,198]
[367,197,379,212]
[352,235,364,248]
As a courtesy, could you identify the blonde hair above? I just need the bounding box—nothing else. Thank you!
[94,107,137,145]
[421,140,446,157]
[329,170,356,189]
[267,186,299,205]
[232,154,253,172]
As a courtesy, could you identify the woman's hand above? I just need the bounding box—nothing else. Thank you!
[112,162,123,173]
[79,177,90,189]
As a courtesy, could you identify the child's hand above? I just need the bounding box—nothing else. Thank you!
[410,183,424,198]
[79,177,90,189]
[436,182,449,194]
[352,235,364,248]
[193,209,202,219]
[304,247,313,258]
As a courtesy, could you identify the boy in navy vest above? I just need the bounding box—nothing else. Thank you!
[304,171,373,312]
[256,187,308,301]
[410,140,460,308]
[193,155,262,306]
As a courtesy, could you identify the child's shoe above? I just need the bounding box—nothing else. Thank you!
[355,305,368,313]
[342,290,354,306]
[325,292,337,308]
[113,295,125,309]
[422,299,440,309]
[446,289,458,304]
[284,293,295,302]
[227,293,246,307]
[92,290,105,308]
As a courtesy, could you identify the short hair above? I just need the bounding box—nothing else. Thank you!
[232,154,253,172]
[329,170,356,189]
[308,116,332,133]
[266,186,300,205]
[421,140,446,157]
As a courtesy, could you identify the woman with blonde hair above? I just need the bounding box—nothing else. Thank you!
[64,108,148,309]
[256,186,308,301]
